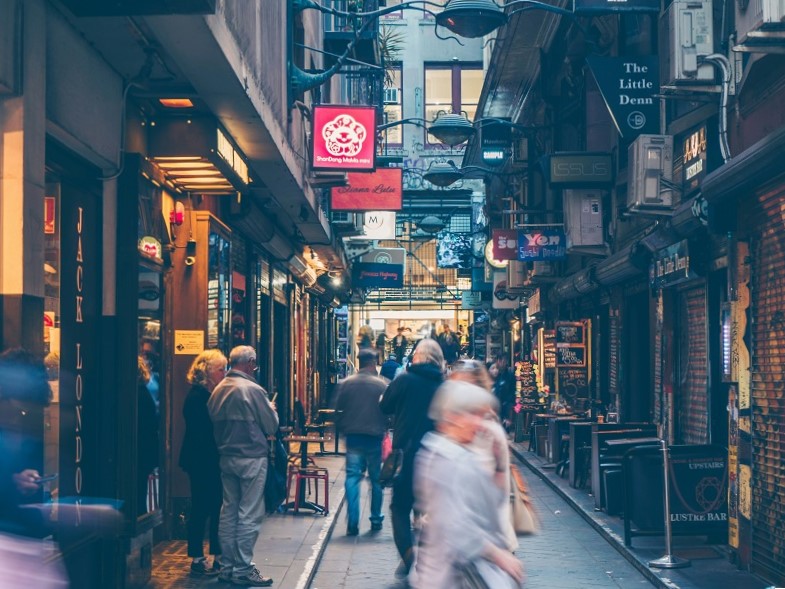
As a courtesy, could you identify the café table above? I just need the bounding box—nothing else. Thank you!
[316,408,344,455]
[282,435,328,514]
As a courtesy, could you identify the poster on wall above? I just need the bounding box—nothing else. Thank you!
[437,231,472,269]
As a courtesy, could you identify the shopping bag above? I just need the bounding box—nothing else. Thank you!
[510,464,539,535]
[381,430,393,462]
[379,449,403,488]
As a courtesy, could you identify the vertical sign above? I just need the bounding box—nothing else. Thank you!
[59,194,100,517]
[731,240,751,427]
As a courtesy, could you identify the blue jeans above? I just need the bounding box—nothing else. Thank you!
[345,435,384,529]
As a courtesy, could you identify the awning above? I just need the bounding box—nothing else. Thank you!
[702,125,785,205]
[640,195,708,252]
[594,241,650,287]
[550,266,598,303]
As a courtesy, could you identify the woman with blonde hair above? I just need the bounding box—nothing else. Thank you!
[410,380,524,588]
[449,360,518,551]
[178,349,228,577]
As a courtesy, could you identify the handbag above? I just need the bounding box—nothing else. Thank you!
[510,464,539,535]
[381,430,393,462]
[379,448,403,488]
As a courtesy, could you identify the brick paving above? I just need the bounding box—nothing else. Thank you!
[311,453,654,589]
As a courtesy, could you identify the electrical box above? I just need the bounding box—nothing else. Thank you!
[663,0,715,84]
[529,262,556,282]
[564,189,604,248]
[507,261,530,293]
[628,135,674,210]
[735,0,785,46]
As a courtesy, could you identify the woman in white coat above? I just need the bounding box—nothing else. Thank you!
[410,381,524,589]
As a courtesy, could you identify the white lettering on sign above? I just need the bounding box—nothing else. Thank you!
[523,233,561,246]
[685,159,703,181]
[619,62,655,106]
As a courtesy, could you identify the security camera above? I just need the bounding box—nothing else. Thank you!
[184,256,196,266]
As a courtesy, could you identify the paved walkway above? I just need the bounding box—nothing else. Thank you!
[148,446,347,589]
[311,452,655,589]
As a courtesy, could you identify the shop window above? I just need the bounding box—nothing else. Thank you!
[382,65,403,148]
[208,233,232,353]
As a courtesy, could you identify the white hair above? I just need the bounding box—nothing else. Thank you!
[229,345,256,367]
[428,380,496,422]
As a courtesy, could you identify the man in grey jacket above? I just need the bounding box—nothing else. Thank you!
[208,345,278,587]
[334,349,388,536]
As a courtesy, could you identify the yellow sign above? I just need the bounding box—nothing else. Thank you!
[174,330,205,355]
[728,444,738,548]
[733,241,751,410]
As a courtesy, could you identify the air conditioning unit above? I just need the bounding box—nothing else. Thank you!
[310,170,348,188]
[298,266,318,288]
[735,0,785,48]
[383,87,400,104]
[627,135,674,211]
[564,189,604,249]
[507,261,530,293]
[287,254,310,276]
[662,0,714,84]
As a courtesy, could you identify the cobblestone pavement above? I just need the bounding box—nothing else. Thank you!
[311,453,655,589]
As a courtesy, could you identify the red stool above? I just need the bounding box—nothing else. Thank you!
[285,465,329,515]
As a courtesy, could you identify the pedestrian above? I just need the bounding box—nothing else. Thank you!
[410,380,524,589]
[375,330,387,365]
[179,349,227,577]
[137,356,159,515]
[490,357,516,431]
[333,349,389,536]
[392,327,408,365]
[208,345,278,587]
[437,323,460,365]
[380,354,400,382]
[379,338,445,578]
[449,359,518,552]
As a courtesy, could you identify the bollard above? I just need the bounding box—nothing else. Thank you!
[648,438,691,569]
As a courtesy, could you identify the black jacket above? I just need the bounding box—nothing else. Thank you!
[379,362,444,453]
[178,383,219,476]
[333,370,388,438]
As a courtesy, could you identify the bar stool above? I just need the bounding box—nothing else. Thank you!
[286,465,330,515]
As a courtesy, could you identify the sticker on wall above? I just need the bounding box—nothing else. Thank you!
[174,330,205,355]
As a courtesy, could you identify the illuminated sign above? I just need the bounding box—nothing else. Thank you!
[331,168,402,211]
[682,125,707,193]
[312,105,376,171]
[491,229,520,260]
[517,228,567,261]
[216,129,249,184]
[548,153,613,186]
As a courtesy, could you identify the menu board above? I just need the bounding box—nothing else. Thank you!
[556,322,585,344]
[517,361,538,403]
[542,329,557,369]
[557,366,589,401]
[557,346,586,366]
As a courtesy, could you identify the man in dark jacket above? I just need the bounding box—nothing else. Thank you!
[380,354,400,382]
[334,349,389,536]
[437,323,460,365]
[392,327,409,365]
[379,339,445,576]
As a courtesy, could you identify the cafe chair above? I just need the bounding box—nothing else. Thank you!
[293,400,326,454]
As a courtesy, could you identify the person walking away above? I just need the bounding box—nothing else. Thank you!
[379,339,445,577]
[208,345,278,587]
[490,357,516,431]
[437,324,460,366]
[375,330,387,365]
[333,349,389,536]
[449,360,517,552]
[380,354,400,382]
[410,381,524,589]
[393,327,409,365]
[179,350,227,576]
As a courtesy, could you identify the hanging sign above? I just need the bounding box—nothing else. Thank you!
[362,211,396,239]
[331,168,402,211]
[312,105,376,171]
[518,228,567,261]
[587,56,659,138]
[360,247,406,267]
[548,153,613,186]
[352,262,404,288]
[574,0,659,13]
[492,229,521,260]
[492,272,519,309]
[650,240,697,289]
[461,291,484,309]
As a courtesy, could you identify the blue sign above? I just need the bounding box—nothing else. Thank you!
[574,0,659,13]
[587,56,659,139]
[518,228,567,261]
[352,262,404,288]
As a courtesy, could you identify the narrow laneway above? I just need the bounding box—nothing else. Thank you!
[311,455,655,589]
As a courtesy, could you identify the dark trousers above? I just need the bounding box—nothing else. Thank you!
[187,470,222,557]
[390,451,415,567]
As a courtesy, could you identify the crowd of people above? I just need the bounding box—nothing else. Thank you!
[331,324,526,588]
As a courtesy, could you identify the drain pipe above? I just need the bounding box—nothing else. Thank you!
[700,54,732,164]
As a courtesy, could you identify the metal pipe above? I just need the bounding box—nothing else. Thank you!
[701,54,732,164]
[648,438,691,569]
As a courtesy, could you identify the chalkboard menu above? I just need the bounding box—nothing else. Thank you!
[557,366,589,401]
[609,314,619,395]
[556,322,585,344]
[557,346,586,366]
[517,361,538,403]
